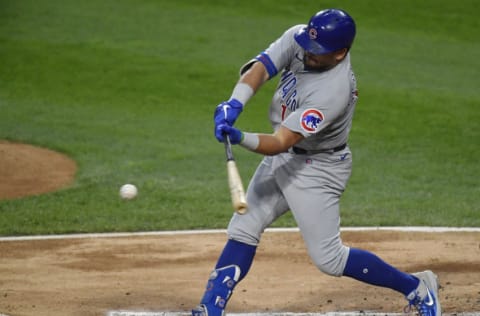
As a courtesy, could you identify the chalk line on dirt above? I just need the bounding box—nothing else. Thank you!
[1,226,479,242]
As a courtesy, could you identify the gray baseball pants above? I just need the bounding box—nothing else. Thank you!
[227,147,352,277]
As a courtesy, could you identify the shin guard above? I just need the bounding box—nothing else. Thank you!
[192,265,241,316]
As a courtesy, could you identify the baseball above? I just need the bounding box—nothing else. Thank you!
[119,184,138,200]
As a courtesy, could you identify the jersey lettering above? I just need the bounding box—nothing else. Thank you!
[279,70,299,112]
[285,89,297,109]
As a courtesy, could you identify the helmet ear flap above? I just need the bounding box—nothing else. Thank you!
[294,9,356,55]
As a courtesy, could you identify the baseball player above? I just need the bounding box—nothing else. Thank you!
[192,9,441,316]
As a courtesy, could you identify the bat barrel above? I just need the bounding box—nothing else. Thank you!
[223,134,248,215]
[226,160,248,215]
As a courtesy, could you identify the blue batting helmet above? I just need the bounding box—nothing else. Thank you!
[294,9,356,55]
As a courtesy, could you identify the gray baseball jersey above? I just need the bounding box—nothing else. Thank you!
[241,25,358,151]
[229,24,359,276]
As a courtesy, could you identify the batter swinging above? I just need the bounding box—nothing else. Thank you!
[192,9,441,316]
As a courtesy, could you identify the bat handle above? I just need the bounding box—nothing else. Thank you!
[223,134,234,161]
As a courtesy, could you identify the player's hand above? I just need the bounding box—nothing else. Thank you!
[215,124,243,144]
[213,98,243,126]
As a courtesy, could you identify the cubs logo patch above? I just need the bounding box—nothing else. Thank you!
[300,109,324,133]
[308,28,318,40]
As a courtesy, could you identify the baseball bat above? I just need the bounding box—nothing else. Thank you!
[223,135,248,215]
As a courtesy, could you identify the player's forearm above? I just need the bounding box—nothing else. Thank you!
[240,133,285,155]
[241,127,304,156]
[227,62,268,108]
[257,134,291,155]
[226,62,268,116]
[239,62,269,93]
[229,62,269,106]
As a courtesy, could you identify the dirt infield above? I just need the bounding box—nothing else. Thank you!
[0,231,479,316]
[0,142,479,316]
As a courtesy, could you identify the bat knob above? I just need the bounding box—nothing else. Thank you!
[236,206,248,215]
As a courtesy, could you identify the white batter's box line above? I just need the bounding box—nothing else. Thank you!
[1,226,480,242]
[105,312,480,316]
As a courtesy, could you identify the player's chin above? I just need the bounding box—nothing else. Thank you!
[303,63,333,72]
[303,57,327,71]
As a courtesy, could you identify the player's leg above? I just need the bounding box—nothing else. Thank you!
[193,157,289,316]
[343,249,441,315]
[278,151,440,315]
[343,249,418,294]
[278,151,351,276]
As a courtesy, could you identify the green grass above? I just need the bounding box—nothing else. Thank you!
[0,0,479,235]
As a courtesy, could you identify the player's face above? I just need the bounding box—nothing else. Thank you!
[303,49,348,72]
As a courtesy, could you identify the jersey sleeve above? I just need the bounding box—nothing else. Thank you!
[244,25,304,79]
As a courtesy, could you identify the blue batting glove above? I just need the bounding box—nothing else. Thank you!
[214,121,226,141]
[213,98,243,126]
[215,124,243,144]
